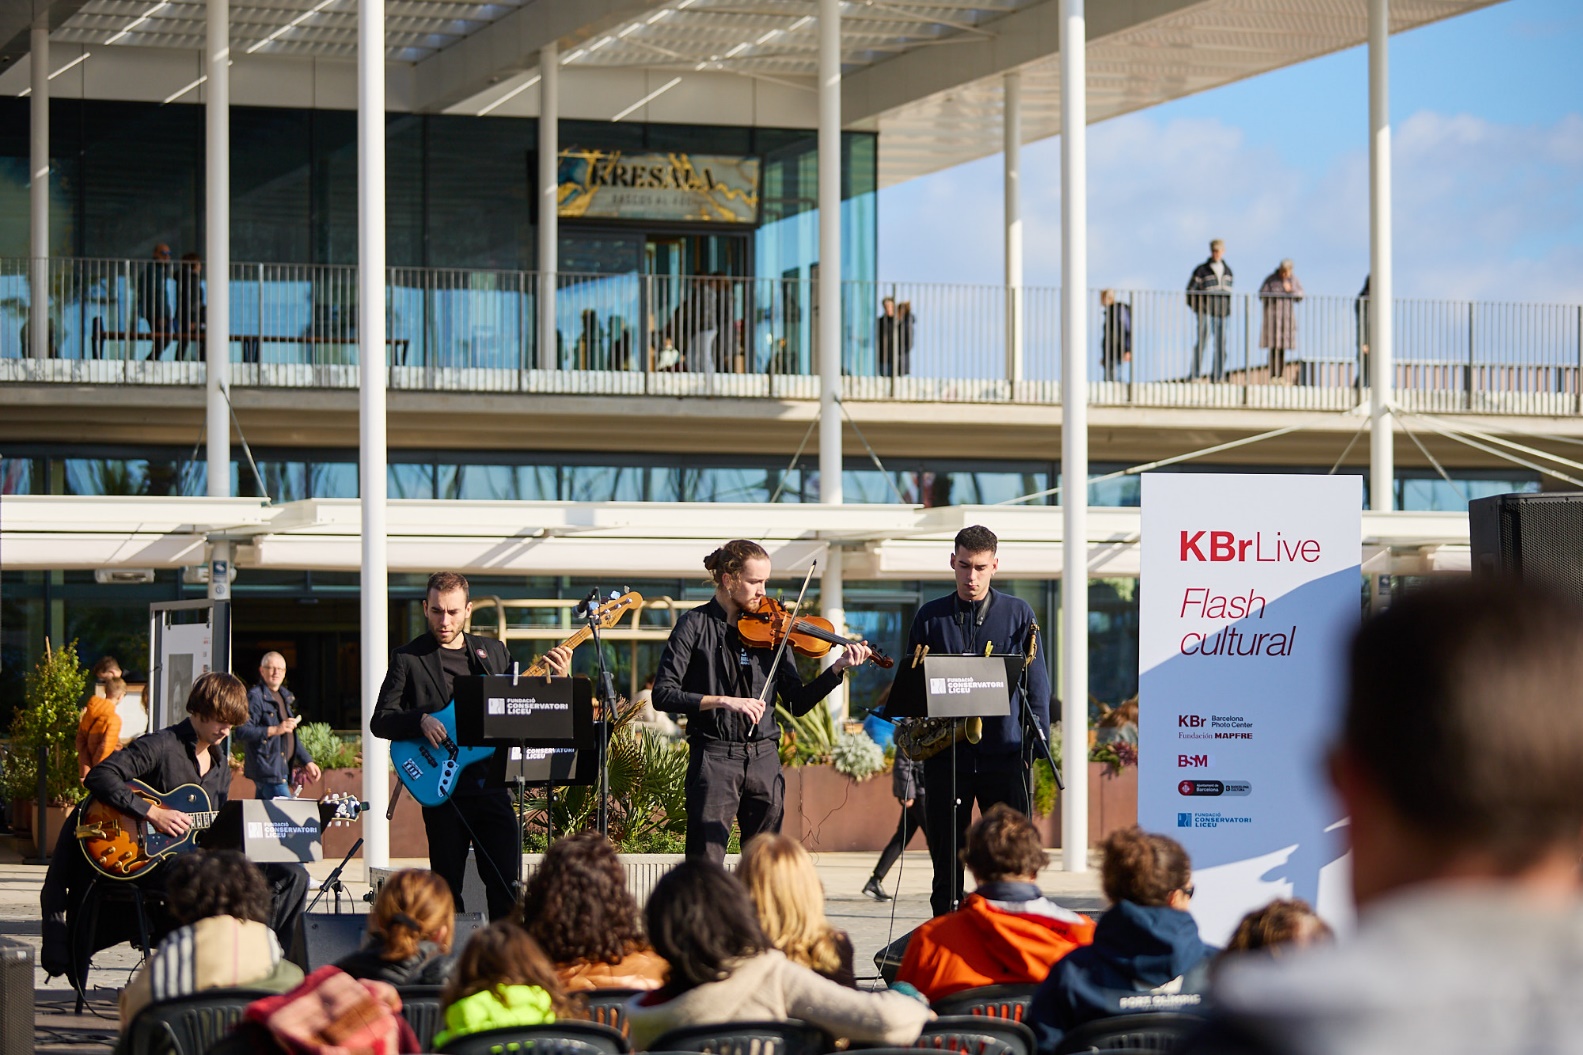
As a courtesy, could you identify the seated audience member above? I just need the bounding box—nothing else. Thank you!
[1221,899,1332,959]
[899,803,1095,1001]
[77,676,126,779]
[336,868,456,986]
[242,966,421,1055]
[1026,827,1212,1053]
[120,850,304,1026]
[433,920,579,1048]
[739,833,857,987]
[1181,580,1583,1055]
[519,831,667,992]
[627,859,932,1050]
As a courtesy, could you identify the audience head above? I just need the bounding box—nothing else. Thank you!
[1101,827,1193,910]
[103,677,127,701]
[1224,899,1332,956]
[520,831,646,966]
[1209,238,1225,257]
[1336,578,1583,906]
[185,672,249,730]
[1100,289,1116,306]
[738,834,843,977]
[646,859,767,993]
[369,868,455,961]
[165,850,271,927]
[962,803,1047,885]
[443,920,575,1018]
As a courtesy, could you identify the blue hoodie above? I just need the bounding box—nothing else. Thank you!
[1026,900,1214,1053]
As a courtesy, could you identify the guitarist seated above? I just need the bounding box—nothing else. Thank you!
[373,570,572,921]
[80,672,308,950]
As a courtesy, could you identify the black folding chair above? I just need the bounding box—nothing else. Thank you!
[396,984,446,1051]
[438,1021,631,1055]
[913,1015,1036,1055]
[118,989,276,1055]
[581,988,644,1039]
[649,1019,834,1055]
[1050,1012,1205,1055]
[930,985,1039,1023]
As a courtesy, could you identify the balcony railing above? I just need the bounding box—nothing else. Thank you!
[2,257,1580,416]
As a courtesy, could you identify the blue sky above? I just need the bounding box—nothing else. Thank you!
[877,0,1583,302]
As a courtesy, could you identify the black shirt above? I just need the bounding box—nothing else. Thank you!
[83,718,229,819]
[437,644,474,701]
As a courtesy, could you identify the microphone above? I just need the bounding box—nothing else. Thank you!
[580,588,600,619]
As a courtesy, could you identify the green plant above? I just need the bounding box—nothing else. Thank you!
[775,703,837,767]
[296,723,361,770]
[2,639,89,807]
[524,728,688,851]
[830,730,885,781]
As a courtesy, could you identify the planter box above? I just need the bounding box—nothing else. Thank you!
[11,800,77,856]
[1037,762,1140,849]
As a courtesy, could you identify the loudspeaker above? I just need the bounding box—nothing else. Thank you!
[289,912,488,971]
[0,936,33,1055]
[1469,492,1583,599]
[872,925,919,986]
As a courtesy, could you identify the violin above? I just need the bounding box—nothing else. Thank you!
[737,597,894,669]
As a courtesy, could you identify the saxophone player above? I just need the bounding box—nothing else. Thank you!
[907,525,1050,917]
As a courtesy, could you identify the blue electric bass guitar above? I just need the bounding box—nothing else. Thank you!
[391,591,643,807]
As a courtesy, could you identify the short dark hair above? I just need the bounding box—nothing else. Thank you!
[645,859,767,993]
[92,656,121,679]
[520,832,646,966]
[1345,578,1583,867]
[703,540,769,586]
[186,672,248,726]
[1101,826,1191,907]
[165,850,271,926]
[427,571,470,602]
[954,525,998,555]
[962,803,1047,883]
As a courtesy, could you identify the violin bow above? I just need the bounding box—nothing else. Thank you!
[757,561,816,705]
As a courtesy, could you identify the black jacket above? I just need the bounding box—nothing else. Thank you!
[372,631,511,795]
[1186,258,1234,316]
[335,938,453,986]
[83,719,230,818]
[652,597,846,742]
[236,683,314,783]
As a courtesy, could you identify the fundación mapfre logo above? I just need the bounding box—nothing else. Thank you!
[1178,714,1255,741]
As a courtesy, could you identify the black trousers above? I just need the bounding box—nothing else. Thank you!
[423,790,520,921]
[871,790,929,883]
[922,751,1033,916]
[685,739,783,864]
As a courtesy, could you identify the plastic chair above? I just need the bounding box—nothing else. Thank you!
[930,985,1039,1023]
[119,989,277,1055]
[1049,1012,1205,1055]
[396,984,446,1051]
[437,1021,631,1055]
[649,1019,834,1055]
[580,988,643,1039]
[913,1015,1036,1055]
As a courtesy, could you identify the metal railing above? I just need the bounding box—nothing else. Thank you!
[2,257,1579,416]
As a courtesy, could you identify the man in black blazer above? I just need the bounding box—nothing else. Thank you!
[373,570,571,920]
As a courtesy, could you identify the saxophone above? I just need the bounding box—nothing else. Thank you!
[892,643,984,761]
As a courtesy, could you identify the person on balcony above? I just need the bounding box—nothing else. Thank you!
[1186,239,1234,381]
[1100,290,1132,383]
[136,243,175,360]
[174,252,204,362]
[878,297,915,377]
[1259,260,1305,383]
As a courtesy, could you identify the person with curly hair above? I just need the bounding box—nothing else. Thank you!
[433,920,581,1047]
[738,834,856,987]
[1221,898,1331,958]
[336,868,457,986]
[1026,827,1213,1053]
[518,832,667,991]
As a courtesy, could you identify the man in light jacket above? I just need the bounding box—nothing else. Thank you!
[1186,239,1234,381]
[237,652,319,799]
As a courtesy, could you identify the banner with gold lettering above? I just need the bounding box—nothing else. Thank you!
[557,150,759,224]
[1137,472,1361,943]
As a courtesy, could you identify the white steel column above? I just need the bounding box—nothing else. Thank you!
[28,20,48,361]
[537,44,558,371]
[1058,0,1089,871]
[822,547,847,721]
[358,0,390,866]
[817,0,846,717]
[1004,71,1023,388]
[1368,0,1394,511]
[205,0,230,498]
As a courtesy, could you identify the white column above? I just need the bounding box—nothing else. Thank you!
[822,547,847,721]
[817,0,842,506]
[1368,0,1394,512]
[29,21,48,361]
[206,0,230,497]
[1004,71,1023,388]
[359,0,390,868]
[537,44,559,371]
[1058,0,1089,871]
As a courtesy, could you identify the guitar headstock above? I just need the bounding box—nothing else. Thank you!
[320,792,371,827]
[592,591,643,630]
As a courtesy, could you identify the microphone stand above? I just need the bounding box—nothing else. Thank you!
[583,589,621,838]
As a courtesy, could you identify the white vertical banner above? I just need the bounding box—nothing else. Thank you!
[1139,473,1361,944]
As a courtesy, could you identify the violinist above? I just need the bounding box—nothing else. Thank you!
[653,540,872,863]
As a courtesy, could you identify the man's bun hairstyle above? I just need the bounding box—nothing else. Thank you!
[703,540,769,586]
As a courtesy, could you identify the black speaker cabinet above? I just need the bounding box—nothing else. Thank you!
[289,911,487,971]
[0,936,33,1055]
[1469,492,1583,599]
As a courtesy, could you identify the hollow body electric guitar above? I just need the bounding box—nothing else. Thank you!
[75,780,364,880]
[390,591,643,808]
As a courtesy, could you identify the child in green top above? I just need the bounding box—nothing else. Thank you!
[434,919,580,1048]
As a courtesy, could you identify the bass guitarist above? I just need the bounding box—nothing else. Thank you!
[372,570,571,921]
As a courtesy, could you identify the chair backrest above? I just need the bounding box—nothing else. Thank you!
[123,989,278,1055]
[580,988,643,1039]
[395,985,446,1051]
[930,986,1039,1023]
[914,1015,1036,1055]
[648,1019,833,1055]
[1049,1012,1206,1055]
[437,1021,631,1055]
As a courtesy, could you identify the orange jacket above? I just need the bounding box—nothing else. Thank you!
[557,946,669,992]
[76,695,123,779]
[897,891,1096,1001]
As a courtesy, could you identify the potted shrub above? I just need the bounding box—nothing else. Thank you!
[3,639,89,854]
